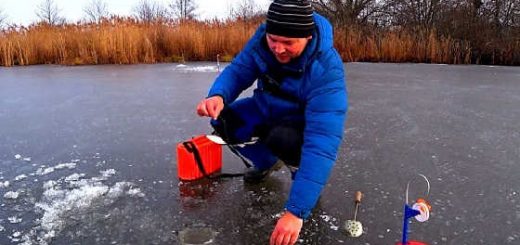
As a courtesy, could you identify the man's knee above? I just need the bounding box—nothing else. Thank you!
[264,123,303,166]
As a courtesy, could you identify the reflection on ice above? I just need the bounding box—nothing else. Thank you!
[179,179,219,209]
[179,227,217,245]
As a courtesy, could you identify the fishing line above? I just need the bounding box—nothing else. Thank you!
[405,173,430,205]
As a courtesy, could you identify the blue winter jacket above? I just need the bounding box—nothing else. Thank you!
[208,13,348,219]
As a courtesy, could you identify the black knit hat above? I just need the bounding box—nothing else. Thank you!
[266,0,315,38]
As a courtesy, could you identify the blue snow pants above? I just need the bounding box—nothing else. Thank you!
[211,97,303,171]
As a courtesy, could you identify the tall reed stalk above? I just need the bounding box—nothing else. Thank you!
[0,17,517,66]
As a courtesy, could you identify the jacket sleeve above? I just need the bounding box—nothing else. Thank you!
[207,27,264,104]
[285,60,348,219]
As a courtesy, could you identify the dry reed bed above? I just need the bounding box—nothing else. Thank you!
[0,19,518,66]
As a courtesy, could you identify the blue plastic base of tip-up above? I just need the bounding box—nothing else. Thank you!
[397,204,426,245]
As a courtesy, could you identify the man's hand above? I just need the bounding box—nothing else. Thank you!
[196,96,224,119]
[270,211,303,245]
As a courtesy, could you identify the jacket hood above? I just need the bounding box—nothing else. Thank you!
[313,13,334,53]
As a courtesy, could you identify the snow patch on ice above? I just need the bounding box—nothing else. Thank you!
[43,180,58,189]
[2,155,145,244]
[0,181,9,188]
[4,191,20,199]
[89,169,117,182]
[14,154,31,162]
[36,183,110,232]
[17,169,145,244]
[64,173,85,182]
[8,216,22,224]
[54,163,77,170]
[35,162,77,176]
[15,174,28,181]
[174,64,219,73]
[100,169,116,178]
[127,187,145,197]
[35,166,55,176]
[320,214,332,222]
[319,212,340,231]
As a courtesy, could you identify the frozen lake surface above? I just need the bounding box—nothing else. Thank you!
[1,63,519,244]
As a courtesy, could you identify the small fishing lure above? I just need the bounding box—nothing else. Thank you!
[344,191,363,237]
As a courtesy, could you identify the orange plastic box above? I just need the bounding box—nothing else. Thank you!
[176,135,222,181]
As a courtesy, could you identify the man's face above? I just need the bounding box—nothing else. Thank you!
[266,34,311,64]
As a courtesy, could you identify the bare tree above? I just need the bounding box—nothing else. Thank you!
[133,0,168,22]
[512,0,520,26]
[229,0,264,21]
[471,0,485,15]
[381,0,446,29]
[83,0,110,23]
[482,0,520,28]
[169,0,197,20]
[312,0,381,26]
[0,8,7,28]
[36,0,65,25]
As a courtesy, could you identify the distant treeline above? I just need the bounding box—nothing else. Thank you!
[315,0,520,65]
[0,0,518,66]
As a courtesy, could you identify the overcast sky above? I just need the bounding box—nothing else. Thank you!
[0,0,271,26]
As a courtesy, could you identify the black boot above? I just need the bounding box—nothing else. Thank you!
[244,160,284,183]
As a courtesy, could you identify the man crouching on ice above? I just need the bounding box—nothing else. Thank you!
[196,1,348,244]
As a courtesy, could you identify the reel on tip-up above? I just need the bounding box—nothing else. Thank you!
[396,174,432,245]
